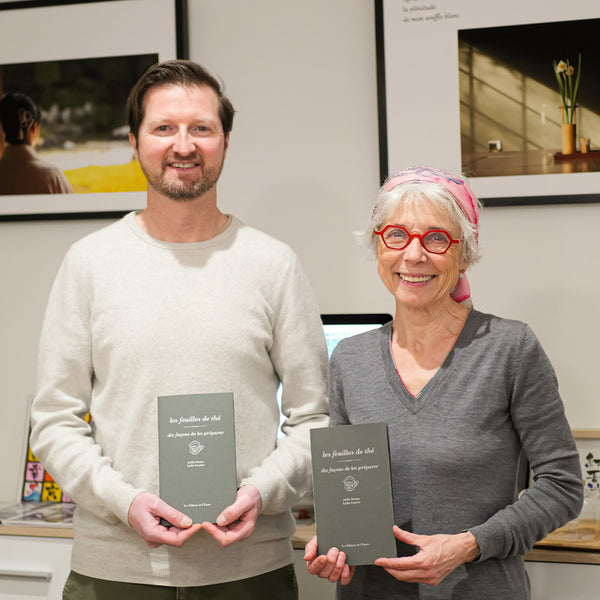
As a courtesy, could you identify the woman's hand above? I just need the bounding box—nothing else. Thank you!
[304,535,356,585]
[374,526,480,587]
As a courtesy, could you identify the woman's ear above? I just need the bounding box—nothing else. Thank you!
[28,121,42,146]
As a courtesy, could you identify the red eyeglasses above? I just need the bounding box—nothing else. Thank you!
[375,225,460,254]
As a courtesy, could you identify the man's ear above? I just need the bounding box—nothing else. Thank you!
[128,131,138,158]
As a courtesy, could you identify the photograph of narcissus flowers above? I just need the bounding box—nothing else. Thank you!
[458,18,600,178]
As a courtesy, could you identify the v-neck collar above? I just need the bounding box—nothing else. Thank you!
[380,310,476,414]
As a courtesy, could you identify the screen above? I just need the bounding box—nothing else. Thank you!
[321,313,392,358]
[277,314,392,437]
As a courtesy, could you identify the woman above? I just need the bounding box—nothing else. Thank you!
[0,92,73,194]
[305,166,583,599]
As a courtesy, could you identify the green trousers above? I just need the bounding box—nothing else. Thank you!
[63,564,298,600]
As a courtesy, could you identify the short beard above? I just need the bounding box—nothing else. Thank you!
[141,155,225,201]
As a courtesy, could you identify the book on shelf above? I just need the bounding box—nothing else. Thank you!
[0,399,85,529]
[0,501,75,528]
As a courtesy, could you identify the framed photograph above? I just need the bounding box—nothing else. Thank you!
[377,0,600,205]
[527,429,600,491]
[573,429,600,493]
[534,429,600,549]
[0,0,186,220]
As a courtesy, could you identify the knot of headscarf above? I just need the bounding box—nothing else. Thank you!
[380,166,479,304]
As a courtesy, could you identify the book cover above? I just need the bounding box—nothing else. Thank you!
[158,392,237,524]
[310,422,397,565]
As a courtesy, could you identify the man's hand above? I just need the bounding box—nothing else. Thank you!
[127,491,202,548]
[304,535,356,585]
[201,484,262,547]
[374,526,480,587]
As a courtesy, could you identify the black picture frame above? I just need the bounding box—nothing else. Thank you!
[0,0,187,221]
[375,0,600,206]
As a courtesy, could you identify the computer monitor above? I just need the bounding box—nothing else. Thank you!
[320,313,393,358]
[277,313,392,438]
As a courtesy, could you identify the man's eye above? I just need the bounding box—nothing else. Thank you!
[192,125,211,135]
[155,125,171,133]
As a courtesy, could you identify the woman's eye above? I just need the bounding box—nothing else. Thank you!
[387,229,407,239]
[428,232,448,243]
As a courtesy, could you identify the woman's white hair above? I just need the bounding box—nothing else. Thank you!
[357,181,482,266]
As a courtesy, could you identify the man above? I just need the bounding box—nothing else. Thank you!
[30,60,329,599]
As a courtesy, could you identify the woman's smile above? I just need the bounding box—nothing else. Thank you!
[398,273,435,284]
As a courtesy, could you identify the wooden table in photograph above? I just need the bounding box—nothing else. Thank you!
[462,149,600,177]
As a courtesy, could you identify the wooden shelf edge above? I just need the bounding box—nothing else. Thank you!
[526,546,600,565]
[4,523,600,565]
[0,525,73,538]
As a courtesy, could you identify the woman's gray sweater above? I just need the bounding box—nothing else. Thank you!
[329,310,583,599]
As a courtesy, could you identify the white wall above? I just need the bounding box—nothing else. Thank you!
[0,0,598,594]
[0,218,116,504]
[187,0,388,315]
[0,0,388,506]
[469,202,600,427]
[187,0,600,430]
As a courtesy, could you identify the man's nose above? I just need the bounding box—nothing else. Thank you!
[172,129,195,155]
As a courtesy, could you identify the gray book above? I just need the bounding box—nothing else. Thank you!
[158,392,237,524]
[310,422,396,565]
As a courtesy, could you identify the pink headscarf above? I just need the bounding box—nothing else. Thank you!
[379,166,479,304]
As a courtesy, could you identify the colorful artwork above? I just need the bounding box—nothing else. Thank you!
[22,413,89,503]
